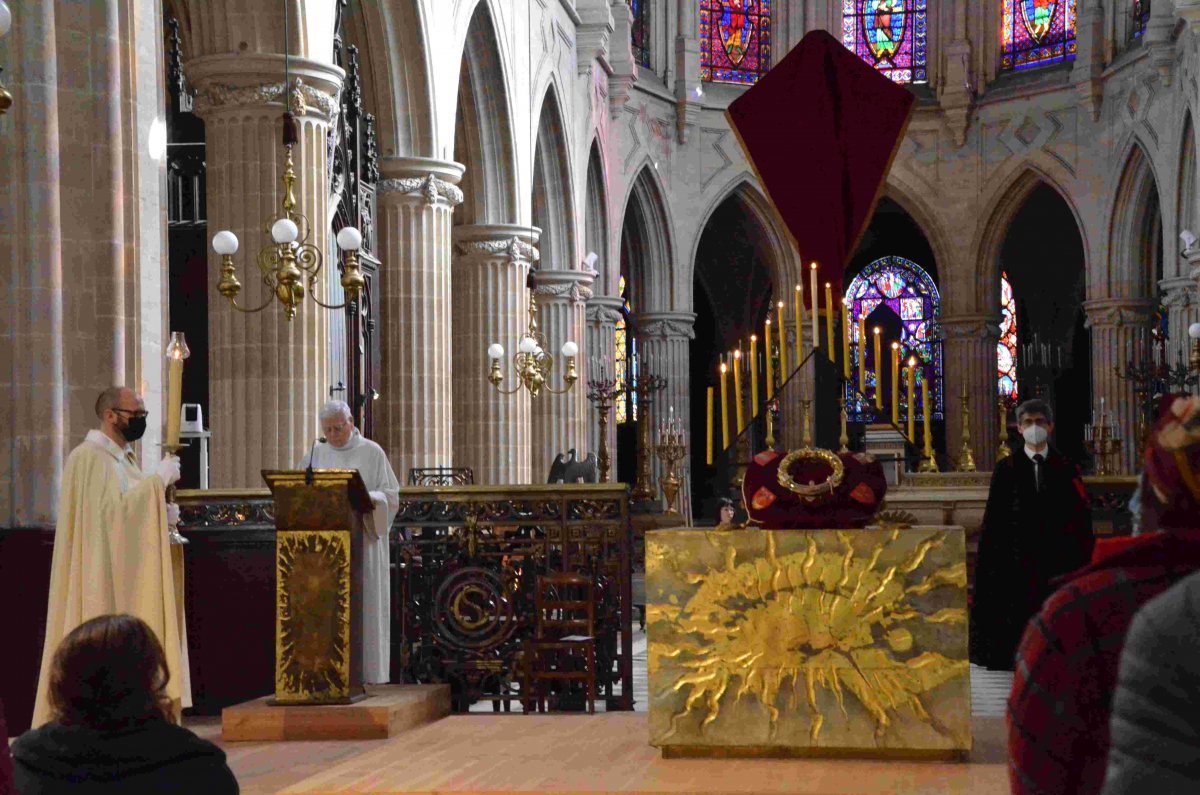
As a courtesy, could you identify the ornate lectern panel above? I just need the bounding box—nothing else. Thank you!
[647,527,970,756]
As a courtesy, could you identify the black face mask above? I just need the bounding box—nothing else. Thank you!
[120,415,148,442]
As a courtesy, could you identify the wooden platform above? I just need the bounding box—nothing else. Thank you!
[270,713,1009,794]
[221,684,451,741]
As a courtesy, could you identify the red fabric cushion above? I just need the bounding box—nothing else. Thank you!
[725,30,916,293]
[742,448,887,529]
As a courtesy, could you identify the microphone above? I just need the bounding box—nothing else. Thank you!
[304,437,325,485]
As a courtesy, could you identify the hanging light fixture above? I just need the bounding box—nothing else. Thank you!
[209,3,363,321]
[484,0,577,396]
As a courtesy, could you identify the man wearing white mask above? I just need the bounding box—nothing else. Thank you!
[969,398,1093,671]
[298,401,400,684]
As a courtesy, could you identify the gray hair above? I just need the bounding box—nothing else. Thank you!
[319,400,353,423]
[1016,398,1054,424]
[95,386,131,418]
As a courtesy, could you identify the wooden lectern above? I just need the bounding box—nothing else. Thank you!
[263,469,373,705]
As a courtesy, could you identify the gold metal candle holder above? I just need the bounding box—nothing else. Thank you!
[957,387,976,473]
[1085,421,1122,477]
[655,426,687,514]
[586,377,624,483]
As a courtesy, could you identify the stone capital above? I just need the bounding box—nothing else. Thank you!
[939,314,1002,342]
[1186,247,1200,284]
[587,295,626,325]
[188,54,344,122]
[635,311,697,340]
[1083,298,1157,329]
[533,269,597,306]
[452,224,540,264]
[1160,277,1198,308]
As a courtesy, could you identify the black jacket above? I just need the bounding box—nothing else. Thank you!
[11,719,238,795]
[969,447,1093,670]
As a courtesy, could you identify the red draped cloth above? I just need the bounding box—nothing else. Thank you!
[726,30,915,291]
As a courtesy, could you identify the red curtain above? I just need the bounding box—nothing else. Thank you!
[726,30,915,293]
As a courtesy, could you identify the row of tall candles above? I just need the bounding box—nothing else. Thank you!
[704,265,932,463]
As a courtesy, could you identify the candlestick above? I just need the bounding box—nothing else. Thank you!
[958,386,977,472]
[999,398,1011,460]
[919,375,938,472]
[749,335,759,416]
[872,327,883,410]
[776,301,788,378]
[838,396,849,453]
[825,282,835,363]
[720,361,730,450]
[809,262,819,356]
[164,332,190,447]
[794,284,805,366]
[857,314,867,393]
[733,349,745,434]
[706,387,714,465]
[801,398,813,448]
[842,299,851,380]
[890,342,900,426]
[906,357,916,441]
[765,319,774,399]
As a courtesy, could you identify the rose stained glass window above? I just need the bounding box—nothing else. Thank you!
[1001,0,1077,72]
[630,0,650,68]
[998,272,1019,404]
[844,256,942,423]
[842,0,928,84]
[700,0,772,85]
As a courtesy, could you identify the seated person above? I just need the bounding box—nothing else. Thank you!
[1007,395,1200,795]
[1102,569,1200,793]
[715,498,737,530]
[12,614,238,795]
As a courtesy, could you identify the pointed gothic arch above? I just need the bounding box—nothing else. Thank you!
[620,163,676,311]
[453,1,517,225]
[1178,113,1196,258]
[584,139,612,293]
[1108,141,1163,297]
[531,85,576,272]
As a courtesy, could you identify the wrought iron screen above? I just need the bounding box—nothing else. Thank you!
[390,484,633,712]
[408,467,475,486]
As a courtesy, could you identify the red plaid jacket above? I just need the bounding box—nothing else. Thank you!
[1007,531,1200,795]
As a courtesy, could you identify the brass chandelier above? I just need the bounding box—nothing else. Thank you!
[487,291,578,397]
[209,10,363,321]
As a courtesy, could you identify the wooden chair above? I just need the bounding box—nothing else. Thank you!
[520,572,596,714]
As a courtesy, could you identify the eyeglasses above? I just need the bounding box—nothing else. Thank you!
[113,408,149,419]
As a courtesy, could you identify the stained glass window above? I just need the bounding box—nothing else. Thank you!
[615,276,637,424]
[1131,0,1150,39]
[844,256,942,422]
[630,0,650,68]
[842,0,928,85]
[1001,0,1077,72]
[998,272,1019,404]
[700,0,772,85]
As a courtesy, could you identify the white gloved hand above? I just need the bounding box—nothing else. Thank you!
[156,455,181,487]
[166,502,181,526]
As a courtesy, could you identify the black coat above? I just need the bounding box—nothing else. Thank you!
[11,719,238,795]
[969,447,1093,670]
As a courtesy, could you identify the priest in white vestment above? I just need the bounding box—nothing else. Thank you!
[298,400,400,684]
[33,387,190,727]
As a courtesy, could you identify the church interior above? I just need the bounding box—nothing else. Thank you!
[3,0,1200,792]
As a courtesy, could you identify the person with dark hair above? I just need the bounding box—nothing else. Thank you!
[1008,395,1200,795]
[969,397,1093,671]
[12,615,237,794]
[715,497,737,530]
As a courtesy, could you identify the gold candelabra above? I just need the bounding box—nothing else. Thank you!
[1085,418,1122,476]
[654,413,686,514]
[487,291,578,396]
[631,371,668,504]
[838,396,850,453]
[586,375,624,483]
[957,386,977,472]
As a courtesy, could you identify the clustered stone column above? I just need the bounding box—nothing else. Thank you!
[586,295,625,459]
[1085,298,1157,474]
[374,158,464,477]
[1162,277,1200,365]
[190,56,343,487]
[451,225,538,485]
[940,315,1001,471]
[636,312,695,516]
[532,269,595,479]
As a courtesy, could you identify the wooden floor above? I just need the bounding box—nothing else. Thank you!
[200,713,1009,795]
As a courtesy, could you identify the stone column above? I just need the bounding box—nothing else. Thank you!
[1162,277,1200,365]
[586,295,625,460]
[190,57,342,487]
[1085,299,1157,474]
[375,158,464,477]
[940,315,1001,472]
[532,269,595,479]
[636,312,695,515]
[451,225,538,485]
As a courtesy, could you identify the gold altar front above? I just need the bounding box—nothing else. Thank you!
[646,527,970,758]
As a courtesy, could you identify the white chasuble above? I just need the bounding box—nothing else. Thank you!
[299,430,400,684]
[33,431,191,727]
